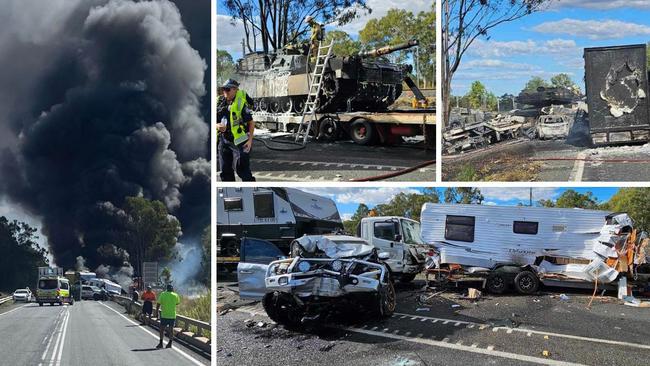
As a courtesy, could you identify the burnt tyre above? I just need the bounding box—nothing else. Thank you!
[262,292,302,328]
[399,273,416,283]
[318,117,339,142]
[270,99,281,113]
[514,271,539,295]
[280,98,293,113]
[375,278,396,318]
[350,119,375,145]
[486,272,509,294]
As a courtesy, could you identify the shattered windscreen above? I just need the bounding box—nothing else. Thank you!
[401,219,424,245]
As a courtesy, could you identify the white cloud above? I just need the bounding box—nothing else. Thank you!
[336,0,432,35]
[469,39,580,58]
[480,188,560,202]
[461,59,536,71]
[548,0,650,10]
[299,187,421,207]
[341,213,353,221]
[533,19,650,40]
[216,14,262,57]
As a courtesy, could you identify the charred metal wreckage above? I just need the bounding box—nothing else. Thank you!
[444,44,650,154]
[238,235,396,328]
[234,40,419,113]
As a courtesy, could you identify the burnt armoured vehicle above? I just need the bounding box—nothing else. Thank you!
[235,40,419,113]
[584,44,650,145]
[515,86,579,108]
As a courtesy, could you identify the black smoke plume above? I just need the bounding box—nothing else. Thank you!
[0,0,210,272]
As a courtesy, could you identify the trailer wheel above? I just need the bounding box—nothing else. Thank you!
[350,119,375,145]
[514,271,539,295]
[486,273,508,294]
[220,239,240,257]
[318,117,339,142]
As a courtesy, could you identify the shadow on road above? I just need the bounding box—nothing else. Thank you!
[131,348,161,352]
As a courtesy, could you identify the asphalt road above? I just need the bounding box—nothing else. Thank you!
[443,139,650,182]
[0,300,208,366]
[218,136,435,182]
[217,280,650,366]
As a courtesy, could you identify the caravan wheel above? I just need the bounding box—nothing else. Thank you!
[514,271,539,294]
[486,273,508,294]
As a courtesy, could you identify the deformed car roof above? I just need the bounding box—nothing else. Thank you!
[295,235,375,259]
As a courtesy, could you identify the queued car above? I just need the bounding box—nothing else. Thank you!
[13,288,33,302]
[238,235,396,327]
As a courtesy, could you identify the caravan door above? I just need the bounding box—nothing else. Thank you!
[237,238,285,300]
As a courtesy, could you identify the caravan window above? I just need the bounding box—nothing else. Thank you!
[254,193,275,218]
[224,197,243,211]
[445,215,475,242]
[374,221,398,241]
[513,221,538,235]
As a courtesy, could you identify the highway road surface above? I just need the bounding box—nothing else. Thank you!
[0,300,209,366]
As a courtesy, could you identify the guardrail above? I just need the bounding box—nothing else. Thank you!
[112,295,211,354]
[0,296,13,305]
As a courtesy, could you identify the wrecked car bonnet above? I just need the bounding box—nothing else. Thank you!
[296,235,375,258]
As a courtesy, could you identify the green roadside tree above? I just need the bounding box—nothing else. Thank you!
[524,76,550,92]
[602,188,650,233]
[217,49,236,86]
[325,30,361,57]
[537,189,599,209]
[0,217,49,292]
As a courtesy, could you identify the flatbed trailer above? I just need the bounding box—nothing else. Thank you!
[252,109,436,147]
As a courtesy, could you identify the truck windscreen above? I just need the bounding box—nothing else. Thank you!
[401,219,424,245]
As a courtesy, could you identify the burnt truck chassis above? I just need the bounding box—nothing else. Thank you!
[261,255,396,327]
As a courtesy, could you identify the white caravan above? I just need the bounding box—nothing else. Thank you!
[421,203,642,294]
[217,187,343,256]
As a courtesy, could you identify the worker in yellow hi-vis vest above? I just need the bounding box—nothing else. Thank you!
[217,79,256,181]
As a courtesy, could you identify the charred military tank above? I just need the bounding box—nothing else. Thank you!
[515,86,579,108]
[234,40,419,113]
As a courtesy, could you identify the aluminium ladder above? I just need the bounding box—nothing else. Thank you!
[294,41,334,144]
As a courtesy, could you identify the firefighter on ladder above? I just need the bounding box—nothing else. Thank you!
[305,15,323,62]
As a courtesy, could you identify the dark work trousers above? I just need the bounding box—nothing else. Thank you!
[218,138,256,182]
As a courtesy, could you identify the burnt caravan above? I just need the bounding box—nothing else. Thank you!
[584,44,650,145]
[217,187,343,256]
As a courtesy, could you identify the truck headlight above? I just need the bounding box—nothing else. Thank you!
[331,260,343,272]
[297,261,311,272]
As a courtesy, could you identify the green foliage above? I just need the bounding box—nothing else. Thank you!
[524,76,550,92]
[177,290,211,337]
[121,197,181,278]
[603,188,650,233]
[161,267,172,285]
[325,30,361,57]
[537,189,599,209]
[443,188,484,204]
[456,164,479,181]
[343,204,370,234]
[464,81,498,110]
[217,49,236,86]
[0,217,49,291]
[551,73,581,94]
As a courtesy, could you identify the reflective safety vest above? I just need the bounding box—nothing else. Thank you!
[229,90,249,146]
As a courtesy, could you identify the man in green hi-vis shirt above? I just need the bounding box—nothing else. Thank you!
[156,284,181,349]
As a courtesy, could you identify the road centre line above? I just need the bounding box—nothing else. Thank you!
[49,310,70,366]
[341,326,585,366]
[395,312,650,351]
[98,301,205,366]
[40,308,66,365]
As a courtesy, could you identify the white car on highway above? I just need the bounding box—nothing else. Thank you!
[13,288,33,302]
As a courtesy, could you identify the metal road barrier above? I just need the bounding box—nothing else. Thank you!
[112,295,211,354]
[0,296,13,305]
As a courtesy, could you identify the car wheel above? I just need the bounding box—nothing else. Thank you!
[93,294,100,301]
[38,302,43,307]
[486,272,509,294]
[399,273,416,283]
[262,292,301,328]
[376,277,396,318]
[514,271,539,295]
[59,302,63,306]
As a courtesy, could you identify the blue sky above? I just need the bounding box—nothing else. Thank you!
[453,1,650,96]
[216,0,432,60]
[300,187,620,220]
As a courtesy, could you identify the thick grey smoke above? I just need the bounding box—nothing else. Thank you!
[0,0,210,273]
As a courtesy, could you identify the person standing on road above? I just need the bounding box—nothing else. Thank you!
[217,79,256,182]
[129,287,139,314]
[156,284,181,349]
[140,286,156,326]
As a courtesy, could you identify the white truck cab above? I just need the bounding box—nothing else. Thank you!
[357,216,427,282]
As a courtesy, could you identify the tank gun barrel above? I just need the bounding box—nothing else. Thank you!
[358,39,419,58]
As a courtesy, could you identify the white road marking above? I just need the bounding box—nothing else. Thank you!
[50,310,70,366]
[570,152,586,182]
[40,308,65,364]
[486,345,494,351]
[0,304,28,316]
[99,301,205,366]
